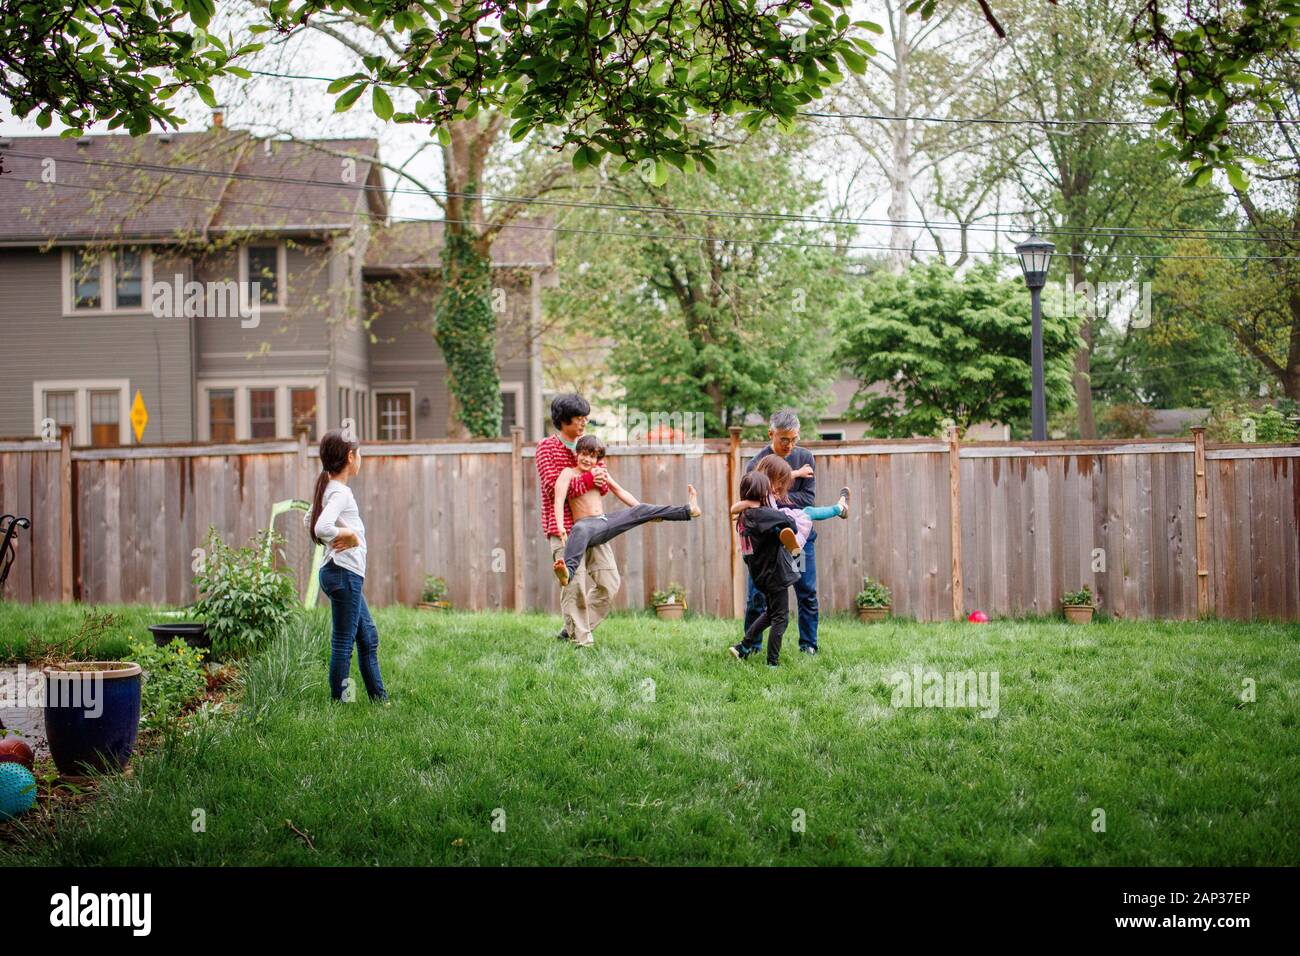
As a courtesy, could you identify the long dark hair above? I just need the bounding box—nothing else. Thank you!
[309,430,358,545]
[739,471,770,504]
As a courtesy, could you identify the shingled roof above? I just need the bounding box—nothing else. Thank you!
[0,131,384,244]
[363,218,556,272]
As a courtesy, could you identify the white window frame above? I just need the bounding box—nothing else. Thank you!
[238,242,288,310]
[499,381,525,436]
[372,388,416,442]
[32,379,131,446]
[62,247,154,316]
[197,378,324,441]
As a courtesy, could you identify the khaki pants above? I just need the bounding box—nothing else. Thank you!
[549,535,621,646]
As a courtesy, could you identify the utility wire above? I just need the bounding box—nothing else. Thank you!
[6,173,1299,261]
[242,69,1296,127]
[1,147,1285,248]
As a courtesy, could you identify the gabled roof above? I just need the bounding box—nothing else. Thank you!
[0,131,384,245]
[363,218,556,272]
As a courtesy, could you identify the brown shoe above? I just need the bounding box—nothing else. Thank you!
[779,527,801,555]
[553,558,570,586]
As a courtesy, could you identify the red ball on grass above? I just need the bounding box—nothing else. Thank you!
[967,610,990,623]
[0,735,35,771]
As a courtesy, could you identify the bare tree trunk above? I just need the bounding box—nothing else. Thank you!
[888,8,912,274]
[1072,251,1096,438]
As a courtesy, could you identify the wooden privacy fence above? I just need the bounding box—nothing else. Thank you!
[1,428,1297,621]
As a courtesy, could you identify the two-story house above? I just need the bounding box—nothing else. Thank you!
[0,124,551,445]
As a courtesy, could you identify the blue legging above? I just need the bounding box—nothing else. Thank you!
[804,504,842,521]
[319,562,387,701]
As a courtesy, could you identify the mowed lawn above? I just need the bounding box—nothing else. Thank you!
[3,605,1298,866]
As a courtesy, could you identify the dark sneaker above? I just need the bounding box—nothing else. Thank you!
[556,628,570,641]
[799,646,818,655]
[837,486,851,519]
[766,660,780,668]
[729,644,743,659]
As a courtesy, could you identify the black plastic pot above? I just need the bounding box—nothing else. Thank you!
[147,622,211,651]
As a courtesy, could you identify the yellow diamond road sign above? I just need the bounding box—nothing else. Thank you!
[130,390,148,443]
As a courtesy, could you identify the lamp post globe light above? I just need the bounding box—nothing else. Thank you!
[1015,231,1056,441]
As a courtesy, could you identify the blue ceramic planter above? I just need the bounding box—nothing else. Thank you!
[43,662,142,779]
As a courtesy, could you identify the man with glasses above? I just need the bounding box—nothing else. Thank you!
[743,409,823,655]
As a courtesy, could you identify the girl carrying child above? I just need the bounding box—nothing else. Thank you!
[729,471,803,666]
[730,454,850,555]
[308,430,388,703]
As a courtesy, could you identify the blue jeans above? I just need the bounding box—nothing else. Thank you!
[319,562,387,701]
[744,538,819,651]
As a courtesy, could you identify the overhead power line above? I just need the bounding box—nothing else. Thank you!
[5,172,1300,261]
[242,69,1295,128]
[1,147,1285,249]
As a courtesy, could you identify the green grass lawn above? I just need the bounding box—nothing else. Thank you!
[3,605,1298,865]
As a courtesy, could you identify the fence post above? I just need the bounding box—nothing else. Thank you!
[297,430,311,501]
[511,425,526,612]
[947,424,963,621]
[728,426,744,619]
[1192,426,1211,618]
[59,424,73,603]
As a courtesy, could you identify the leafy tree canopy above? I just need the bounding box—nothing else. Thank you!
[2,0,881,166]
[835,260,1078,438]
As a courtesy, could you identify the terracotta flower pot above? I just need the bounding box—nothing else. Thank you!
[857,605,890,622]
[1063,604,1095,624]
[654,603,685,620]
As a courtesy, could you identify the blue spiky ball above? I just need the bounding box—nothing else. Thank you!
[0,763,36,821]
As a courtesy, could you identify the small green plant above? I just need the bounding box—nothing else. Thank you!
[652,582,687,607]
[191,527,298,658]
[420,575,450,606]
[125,636,208,730]
[1062,586,1094,607]
[855,576,892,608]
[1204,400,1299,443]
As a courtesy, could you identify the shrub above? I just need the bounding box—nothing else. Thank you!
[420,575,450,605]
[1204,400,1299,443]
[126,637,208,730]
[651,582,687,607]
[855,576,891,608]
[191,527,299,658]
[1062,585,1094,607]
[1100,403,1155,439]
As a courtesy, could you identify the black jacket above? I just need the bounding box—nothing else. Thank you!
[740,507,800,591]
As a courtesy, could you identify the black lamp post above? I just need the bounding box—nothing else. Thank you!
[1015,231,1056,441]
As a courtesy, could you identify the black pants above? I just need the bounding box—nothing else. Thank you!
[740,584,789,664]
[563,504,692,574]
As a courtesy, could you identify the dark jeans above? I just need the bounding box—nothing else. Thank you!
[740,585,790,665]
[744,538,818,651]
[319,562,387,702]
[563,504,692,574]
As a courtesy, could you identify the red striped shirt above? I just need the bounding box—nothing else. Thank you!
[536,434,606,536]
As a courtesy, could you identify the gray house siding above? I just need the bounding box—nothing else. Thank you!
[365,269,537,439]
[194,241,335,377]
[0,247,194,443]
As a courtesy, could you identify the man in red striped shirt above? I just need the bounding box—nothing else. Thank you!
[537,393,616,646]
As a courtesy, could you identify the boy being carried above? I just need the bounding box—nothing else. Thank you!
[553,435,700,586]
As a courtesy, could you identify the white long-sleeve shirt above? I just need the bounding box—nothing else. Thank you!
[310,480,367,578]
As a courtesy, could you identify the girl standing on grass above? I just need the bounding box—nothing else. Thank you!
[729,471,802,666]
[308,430,388,703]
